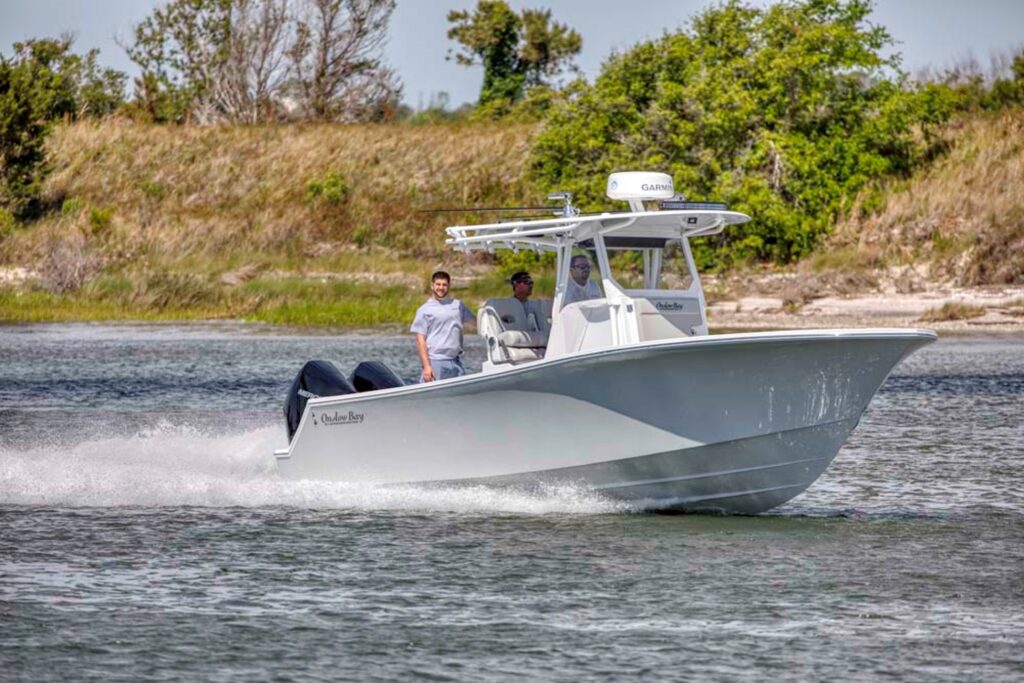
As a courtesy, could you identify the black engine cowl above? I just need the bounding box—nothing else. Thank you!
[284,360,408,441]
[351,360,406,393]
[283,360,355,440]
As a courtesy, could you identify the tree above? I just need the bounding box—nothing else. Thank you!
[125,0,400,123]
[447,0,581,108]
[0,37,124,218]
[287,0,401,121]
[531,0,950,266]
[124,0,232,123]
[69,48,128,118]
[215,0,291,123]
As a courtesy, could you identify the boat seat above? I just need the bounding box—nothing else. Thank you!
[478,297,552,365]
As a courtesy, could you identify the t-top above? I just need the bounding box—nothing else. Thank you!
[410,298,476,360]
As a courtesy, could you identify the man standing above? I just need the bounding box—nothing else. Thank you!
[562,254,602,308]
[411,271,475,382]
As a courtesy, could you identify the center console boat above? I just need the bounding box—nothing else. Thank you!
[274,172,935,514]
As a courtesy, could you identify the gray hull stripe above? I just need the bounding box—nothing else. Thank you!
[593,455,831,492]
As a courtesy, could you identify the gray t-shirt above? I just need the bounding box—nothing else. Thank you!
[562,278,603,308]
[521,299,542,331]
[410,298,476,360]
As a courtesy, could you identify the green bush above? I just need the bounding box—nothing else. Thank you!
[0,39,76,218]
[351,225,372,248]
[0,37,125,218]
[306,171,349,207]
[139,179,166,201]
[61,197,84,216]
[88,206,113,235]
[0,207,15,239]
[530,0,953,267]
[495,249,555,278]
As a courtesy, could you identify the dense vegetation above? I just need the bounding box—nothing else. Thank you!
[0,0,1022,325]
[125,0,401,124]
[533,0,959,268]
[0,37,125,219]
[447,0,580,118]
[831,108,1024,286]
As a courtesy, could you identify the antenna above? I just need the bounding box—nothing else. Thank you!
[547,192,579,218]
[419,206,562,214]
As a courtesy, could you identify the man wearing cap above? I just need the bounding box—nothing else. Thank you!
[562,254,602,308]
[509,270,543,331]
[411,271,475,382]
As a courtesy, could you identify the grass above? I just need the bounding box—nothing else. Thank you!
[0,118,541,282]
[29,118,541,260]
[918,302,987,322]
[0,281,429,326]
[832,107,1024,286]
[0,287,221,322]
[0,118,549,324]
[1000,297,1024,317]
[1,109,1020,325]
[0,266,561,325]
[805,245,881,273]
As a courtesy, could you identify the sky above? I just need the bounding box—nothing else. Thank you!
[1,0,1023,108]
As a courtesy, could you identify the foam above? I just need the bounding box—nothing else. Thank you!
[0,422,624,514]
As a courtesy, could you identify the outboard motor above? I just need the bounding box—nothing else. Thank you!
[351,360,406,393]
[284,360,355,441]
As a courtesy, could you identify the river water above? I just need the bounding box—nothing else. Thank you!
[1,324,1021,681]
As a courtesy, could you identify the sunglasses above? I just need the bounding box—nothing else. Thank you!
[514,279,534,285]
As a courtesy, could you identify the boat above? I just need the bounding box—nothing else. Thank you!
[274,172,936,514]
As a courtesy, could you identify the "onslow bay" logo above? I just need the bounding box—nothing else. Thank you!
[654,300,688,312]
[311,410,365,426]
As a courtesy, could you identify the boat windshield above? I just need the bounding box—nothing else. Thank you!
[599,241,695,292]
[656,241,697,291]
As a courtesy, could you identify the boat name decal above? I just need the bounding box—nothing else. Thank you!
[654,300,688,312]
[312,410,365,426]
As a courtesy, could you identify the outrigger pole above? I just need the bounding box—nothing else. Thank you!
[418,206,563,213]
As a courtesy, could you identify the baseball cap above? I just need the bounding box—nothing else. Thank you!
[510,271,532,284]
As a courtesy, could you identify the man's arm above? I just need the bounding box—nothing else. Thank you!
[416,333,434,382]
[461,302,477,332]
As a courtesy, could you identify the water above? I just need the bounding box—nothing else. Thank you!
[1,324,1022,681]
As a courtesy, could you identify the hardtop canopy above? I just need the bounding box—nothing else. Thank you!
[445,208,751,253]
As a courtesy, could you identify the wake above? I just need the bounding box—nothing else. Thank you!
[0,422,623,514]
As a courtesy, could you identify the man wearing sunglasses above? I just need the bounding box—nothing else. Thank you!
[510,270,534,304]
[509,270,543,332]
[562,254,602,308]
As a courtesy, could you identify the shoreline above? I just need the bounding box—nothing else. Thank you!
[708,285,1024,333]
[2,266,1022,332]
[0,298,1020,335]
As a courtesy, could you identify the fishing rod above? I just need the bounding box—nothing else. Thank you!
[421,192,581,218]
[418,206,563,213]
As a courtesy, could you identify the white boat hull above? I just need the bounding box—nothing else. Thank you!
[276,329,935,513]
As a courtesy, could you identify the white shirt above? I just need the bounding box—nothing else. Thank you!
[562,278,603,308]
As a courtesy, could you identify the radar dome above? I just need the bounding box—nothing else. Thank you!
[606,172,674,201]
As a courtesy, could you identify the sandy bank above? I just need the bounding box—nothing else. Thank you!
[708,285,1024,332]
